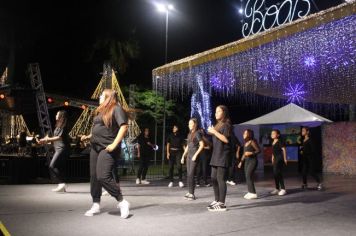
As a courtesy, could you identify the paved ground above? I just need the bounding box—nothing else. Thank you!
[1,174,356,236]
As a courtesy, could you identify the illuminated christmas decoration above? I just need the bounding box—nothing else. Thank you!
[209,69,236,93]
[191,74,212,130]
[284,83,306,104]
[303,55,316,67]
[324,35,355,70]
[255,57,282,81]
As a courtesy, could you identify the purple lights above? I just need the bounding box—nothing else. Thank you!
[284,83,306,104]
[209,69,235,92]
[303,55,317,67]
[256,57,282,81]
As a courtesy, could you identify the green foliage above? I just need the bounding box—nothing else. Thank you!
[133,90,175,124]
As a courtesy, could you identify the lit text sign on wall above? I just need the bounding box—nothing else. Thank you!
[242,0,311,37]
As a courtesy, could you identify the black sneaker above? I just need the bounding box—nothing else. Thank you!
[208,203,227,212]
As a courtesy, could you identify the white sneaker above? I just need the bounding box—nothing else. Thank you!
[227,181,236,186]
[244,192,257,199]
[84,203,100,216]
[118,199,130,219]
[141,180,150,185]
[136,178,141,184]
[278,189,287,196]
[168,182,173,188]
[102,190,109,196]
[179,181,184,188]
[270,189,279,195]
[317,183,323,191]
[52,183,66,192]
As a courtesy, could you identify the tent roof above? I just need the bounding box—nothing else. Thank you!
[239,103,332,127]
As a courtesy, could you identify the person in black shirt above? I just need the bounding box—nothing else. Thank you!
[207,105,232,212]
[181,118,204,200]
[81,89,130,218]
[167,125,184,188]
[270,129,288,196]
[238,129,261,200]
[39,110,70,192]
[301,127,322,190]
[136,128,155,185]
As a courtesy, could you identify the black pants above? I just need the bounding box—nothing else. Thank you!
[226,157,238,182]
[302,156,321,185]
[137,156,150,180]
[211,166,227,203]
[90,148,123,203]
[49,148,68,183]
[196,150,209,185]
[168,150,183,181]
[187,157,199,194]
[273,158,285,190]
[244,157,257,194]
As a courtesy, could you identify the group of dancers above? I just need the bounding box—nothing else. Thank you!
[40,88,323,217]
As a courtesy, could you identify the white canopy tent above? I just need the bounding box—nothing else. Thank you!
[239,103,332,127]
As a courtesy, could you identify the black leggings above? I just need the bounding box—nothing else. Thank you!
[90,148,123,203]
[137,156,150,180]
[187,157,199,194]
[211,166,227,203]
[49,148,69,183]
[196,151,209,185]
[168,150,183,181]
[273,158,285,190]
[302,156,321,185]
[226,156,238,182]
[244,157,257,194]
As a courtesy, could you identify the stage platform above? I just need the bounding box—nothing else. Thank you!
[1,175,356,236]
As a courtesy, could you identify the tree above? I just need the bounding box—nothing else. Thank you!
[133,90,175,124]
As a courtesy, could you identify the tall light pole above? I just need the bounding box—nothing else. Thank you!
[155,3,174,170]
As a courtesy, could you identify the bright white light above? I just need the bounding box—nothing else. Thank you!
[345,0,354,3]
[157,4,166,12]
[238,8,243,14]
[168,4,174,10]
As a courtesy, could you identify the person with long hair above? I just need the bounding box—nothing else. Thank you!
[207,105,232,211]
[39,110,70,192]
[136,127,155,185]
[238,129,260,200]
[181,118,204,200]
[81,89,130,218]
[300,127,323,190]
[167,125,185,188]
[270,129,288,196]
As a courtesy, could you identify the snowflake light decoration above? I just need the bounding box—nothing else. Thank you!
[255,57,282,81]
[303,55,316,67]
[209,69,235,91]
[324,35,355,70]
[284,83,306,104]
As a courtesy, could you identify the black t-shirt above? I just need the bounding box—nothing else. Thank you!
[91,105,128,151]
[138,135,154,158]
[272,139,285,160]
[53,126,70,150]
[302,138,314,159]
[210,123,231,167]
[187,131,202,158]
[167,133,183,150]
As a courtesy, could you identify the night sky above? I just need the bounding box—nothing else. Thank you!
[0,0,345,99]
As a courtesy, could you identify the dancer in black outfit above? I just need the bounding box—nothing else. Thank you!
[181,118,204,200]
[136,128,155,185]
[301,127,323,190]
[270,129,288,196]
[40,110,70,192]
[226,132,241,186]
[196,129,212,187]
[207,105,232,211]
[238,129,260,200]
[81,89,130,218]
[167,125,184,188]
